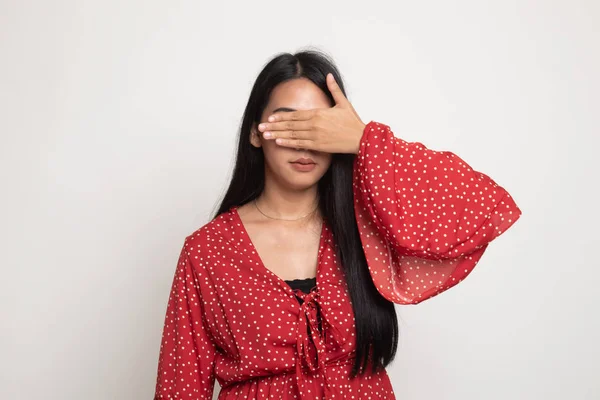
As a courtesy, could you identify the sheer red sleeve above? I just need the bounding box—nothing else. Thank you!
[154,239,217,399]
[353,121,522,304]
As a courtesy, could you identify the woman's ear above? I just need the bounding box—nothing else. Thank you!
[250,123,262,148]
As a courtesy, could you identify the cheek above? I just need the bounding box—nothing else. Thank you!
[317,153,333,169]
[262,141,290,164]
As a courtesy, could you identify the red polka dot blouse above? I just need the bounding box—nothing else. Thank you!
[154,121,522,399]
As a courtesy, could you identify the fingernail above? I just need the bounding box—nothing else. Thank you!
[258,123,266,130]
[268,116,275,122]
[263,132,271,138]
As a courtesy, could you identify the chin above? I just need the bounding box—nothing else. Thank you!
[285,177,321,191]
[266,162,329,191]
[283,171,325,191]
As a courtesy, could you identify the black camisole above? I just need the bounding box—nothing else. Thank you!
[285,277,321,333]
[284,277,317,303]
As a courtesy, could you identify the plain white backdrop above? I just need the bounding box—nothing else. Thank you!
[1,0,598,399]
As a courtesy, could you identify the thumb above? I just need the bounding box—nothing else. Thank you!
[327,73,349,107]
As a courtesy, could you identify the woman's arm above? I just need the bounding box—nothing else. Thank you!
[353,121,522,304]
[154,239,217,399]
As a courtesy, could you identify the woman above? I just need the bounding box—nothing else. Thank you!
[153,49,522,399]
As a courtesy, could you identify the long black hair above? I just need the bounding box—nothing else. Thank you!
[212,48,398,378]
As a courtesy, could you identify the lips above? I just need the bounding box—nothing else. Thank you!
[291,157,315,165]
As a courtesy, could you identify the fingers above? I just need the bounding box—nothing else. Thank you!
[274,138,314,150]
[326,73,348,107]
[258,120,313,136]
[262,129,313,141]
[267,109,315,123]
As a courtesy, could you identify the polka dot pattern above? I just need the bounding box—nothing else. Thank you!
[353,121,522,304]
[154,120,522,399]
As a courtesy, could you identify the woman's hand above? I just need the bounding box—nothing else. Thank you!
[257,73,367,154]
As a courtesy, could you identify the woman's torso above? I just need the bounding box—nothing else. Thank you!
[189,207,395,399]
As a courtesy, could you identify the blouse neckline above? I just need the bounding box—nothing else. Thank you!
[229,206,326,299]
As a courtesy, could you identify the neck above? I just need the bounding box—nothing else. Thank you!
[256,179,319,220]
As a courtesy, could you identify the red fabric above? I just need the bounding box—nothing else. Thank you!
[154,121,522,399]
[353,121,522,304]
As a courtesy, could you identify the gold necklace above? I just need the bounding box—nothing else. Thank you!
[253,198,319,221]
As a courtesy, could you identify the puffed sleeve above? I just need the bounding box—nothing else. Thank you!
[154,238,218,399]
[353,121,522,304]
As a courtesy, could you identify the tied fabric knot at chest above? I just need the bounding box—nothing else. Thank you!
[292,287,350,399]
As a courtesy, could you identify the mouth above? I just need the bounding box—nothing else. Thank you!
[290,157,315,165]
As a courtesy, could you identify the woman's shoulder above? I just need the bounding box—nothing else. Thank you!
[182,207,237,252]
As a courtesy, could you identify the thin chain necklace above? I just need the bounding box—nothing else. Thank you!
[253,198,319,221]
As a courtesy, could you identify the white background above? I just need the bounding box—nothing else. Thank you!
[1,1,598,399]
